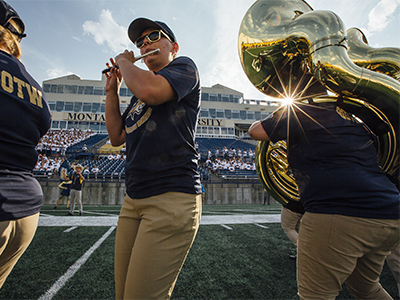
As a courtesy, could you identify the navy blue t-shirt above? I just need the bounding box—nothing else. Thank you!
[0,50,51,221]
[122,56,202,199]
[261,101,399,219]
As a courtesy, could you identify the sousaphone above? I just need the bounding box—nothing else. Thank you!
[238,0,400,205]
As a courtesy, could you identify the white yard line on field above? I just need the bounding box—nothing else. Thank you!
[253,223,269,229]
[63,226,78,233]
[221,224,233,230]
[38,226,116,300]
[38,214,281,227]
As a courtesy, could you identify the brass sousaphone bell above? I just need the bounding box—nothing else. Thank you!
[238,0,400,205]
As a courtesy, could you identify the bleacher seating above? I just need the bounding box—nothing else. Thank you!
[34,135,258,181]
[195,137,256,157]
[66,134,108,154]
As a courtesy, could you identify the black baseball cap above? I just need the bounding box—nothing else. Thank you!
[128,18,176,44]
[0,0,26,39]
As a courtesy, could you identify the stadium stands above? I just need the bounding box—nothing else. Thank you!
[33,130,258,181]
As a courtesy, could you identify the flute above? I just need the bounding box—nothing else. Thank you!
[101,49,160,74]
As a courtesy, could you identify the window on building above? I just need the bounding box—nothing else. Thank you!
[228,128,234,135]
[255,111,262,120]
[60,121,67,129]
[51,121,59,129]
[84,86,94,95]
[232,110,240,119]
[262,112,270,119]
[78,86,85,94]
[90,122,100,131]
[233,95,242,103]
[200,108,208,118]
[99,122,107,132]
[43,84,50,93]
[74,102,82,112]
[221,127,228,135]
[207,127,213,134]
[82,102,92,112]
[216,109,224,118]
[119,88,127,97]
[64,102,74,111]
[247,111,255,120]
[92,103,100,113]
[201,93,209,101]
[65,85,78,94]
[213,127,220,134]
[50,85,58,93]
[209,108,216,118]
[100,104,105,113]
[57,85,64,94]
[68,122,77,129]
[93,87,104,96]
[209,93,217,102]
[221,94,229,102]
[48,101,55,111]
[225,109,231,119]
[55,101,64,112]
[240,110,246,120]
[120,104,128,112]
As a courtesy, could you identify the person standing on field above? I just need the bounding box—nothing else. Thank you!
[104,17,202,299]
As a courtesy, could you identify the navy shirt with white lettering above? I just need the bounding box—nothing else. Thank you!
[122,56,202,199]
[0,50,51,221]
[0,50,51,171]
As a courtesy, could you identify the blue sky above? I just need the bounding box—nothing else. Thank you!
[8,0,400,100]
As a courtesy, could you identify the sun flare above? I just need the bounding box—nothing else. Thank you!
[280,97,294,106]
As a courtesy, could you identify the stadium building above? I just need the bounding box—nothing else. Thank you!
[38,75,282,205]
[43,74,280,138]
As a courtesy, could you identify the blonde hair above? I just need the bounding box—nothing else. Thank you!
[0,19,22,59]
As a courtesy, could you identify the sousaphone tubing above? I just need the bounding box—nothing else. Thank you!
[238,0,400,205]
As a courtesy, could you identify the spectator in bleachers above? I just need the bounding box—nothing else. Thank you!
[214,148,219,158]
[36,129,96,157]
[83,166,90,175]
[237,148,242,159]
[82,144,88,152]
[91,165,100,173]
[222,146,228,158]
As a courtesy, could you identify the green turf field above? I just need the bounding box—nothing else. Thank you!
[0,204,397,300]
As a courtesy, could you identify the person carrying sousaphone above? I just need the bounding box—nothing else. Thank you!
[249,79,400,299]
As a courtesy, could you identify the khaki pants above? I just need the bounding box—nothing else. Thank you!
[0,213,39,288]
[281,206,303,246]
[386,244,400,296]
[69,189,82,214]
[298,212,400,300]
[115,192,202,299]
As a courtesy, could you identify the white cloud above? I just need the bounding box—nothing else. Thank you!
[82,9,132,54]
[46,68,74,79]
[367,0,400,33]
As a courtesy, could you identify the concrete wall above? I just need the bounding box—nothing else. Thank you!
[39,180,278,205]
